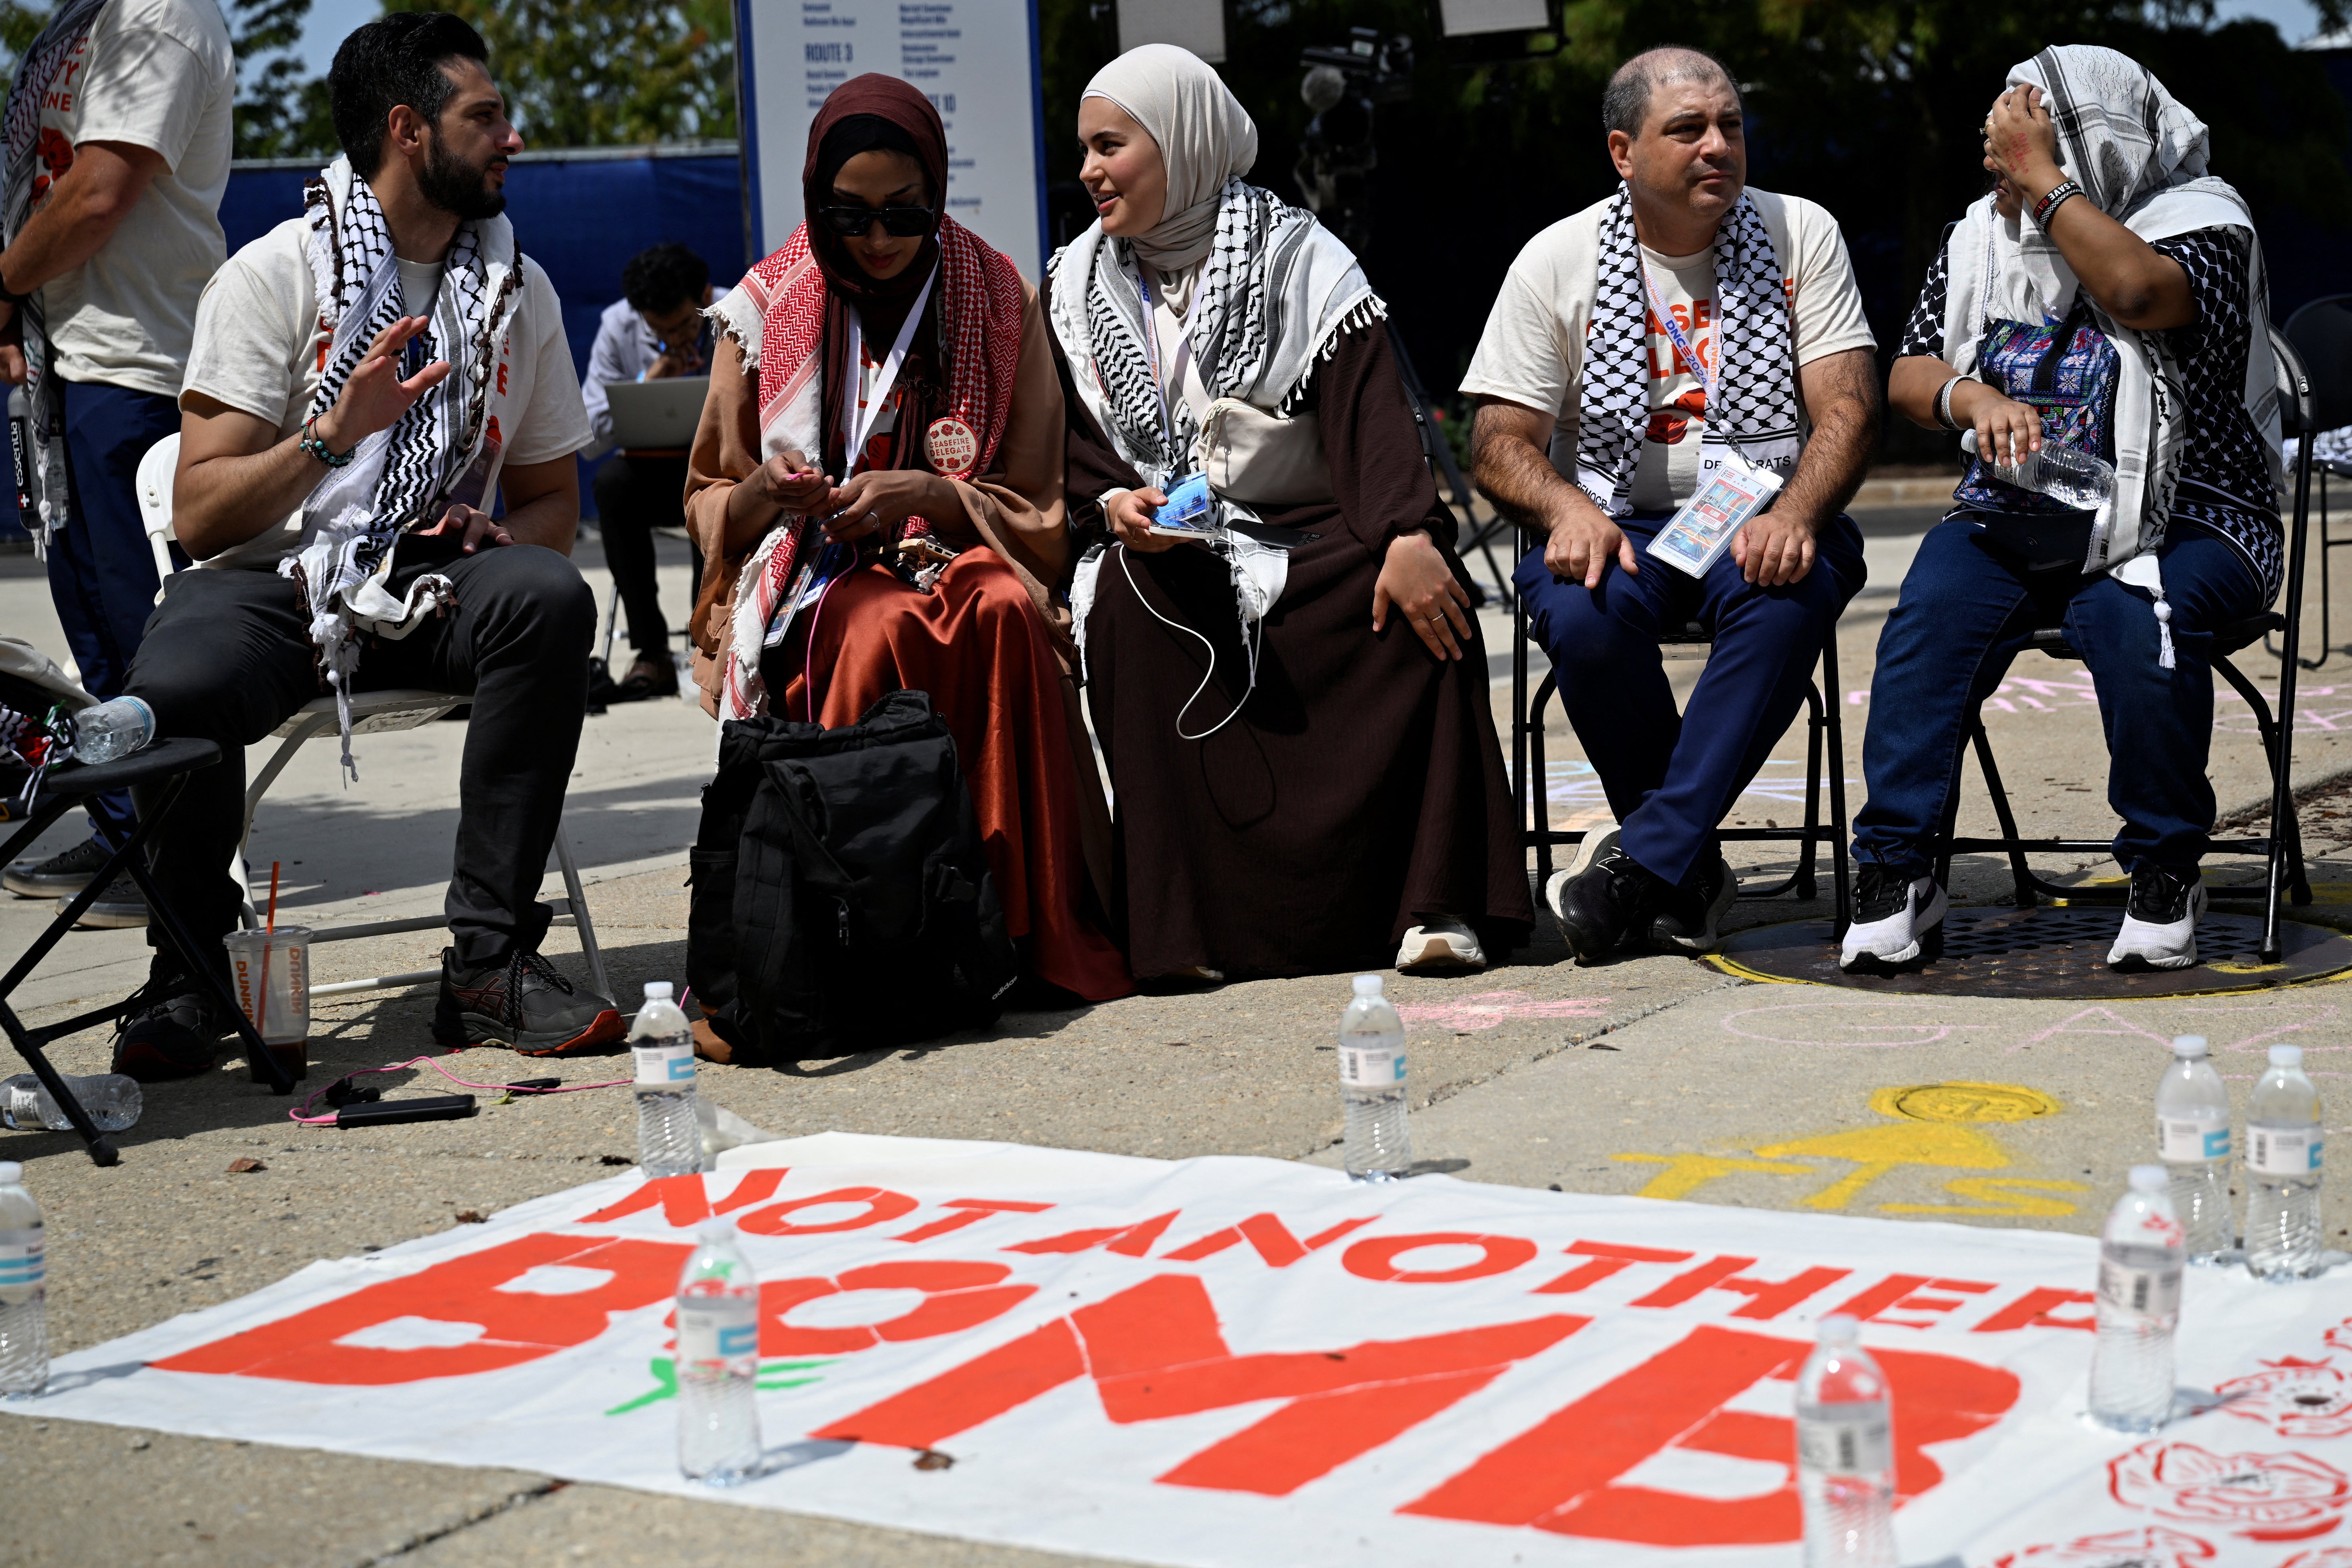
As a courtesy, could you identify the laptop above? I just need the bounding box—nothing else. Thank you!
[604,376,710,452]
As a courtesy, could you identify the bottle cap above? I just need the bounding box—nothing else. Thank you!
[1352,975,1383,997]
[2128,1164,2167,1192]
[643,981,674,1001]
[2171,1035,2208,1057]
[1815,1313,1859,1344]
[0,1161,18,1185]
[2272,1045,2304,1068]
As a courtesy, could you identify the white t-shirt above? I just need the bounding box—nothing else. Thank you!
[180,215,593,570]
[36,0,233,400]
[1460,189,1875,511]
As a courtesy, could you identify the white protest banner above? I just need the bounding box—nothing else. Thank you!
[17,1132,2352,1566]
[736,0,1046,275]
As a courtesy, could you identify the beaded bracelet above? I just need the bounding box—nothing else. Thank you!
[1934,375,1972,432]
[299,414,355,469]
[2031,179,2083,227]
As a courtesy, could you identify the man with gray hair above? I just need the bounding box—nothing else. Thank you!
[1465,45,1880,963]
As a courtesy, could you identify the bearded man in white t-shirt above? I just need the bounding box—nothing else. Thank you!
[1464,45,1880,965]
[0,0,231,925]
[107,13,618,1080]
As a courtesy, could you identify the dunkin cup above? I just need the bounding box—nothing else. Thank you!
[223,927,311,1082]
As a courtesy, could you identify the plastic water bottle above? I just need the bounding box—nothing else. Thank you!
[676,1221,761,1484]
[2247,1044,2324,1281]
[0,1072,141,1134]
[1961,428,2116,512]
[1795,1315,1896,1567]
[630,982,700,1180]
[68,696,154,765]
[2155,1036,2234,1264]
[0,1161,45,1398]
[1338,975,1410,1182]
[2090,1165,2185,1432]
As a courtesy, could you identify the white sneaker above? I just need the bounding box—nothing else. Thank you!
[1839,865,1948,971]
[1398,917,1487,972]
[2109,865,2207,971]
[1544,822,1620,929]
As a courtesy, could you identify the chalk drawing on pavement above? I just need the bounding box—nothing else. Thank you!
[1393,991,1612,1034]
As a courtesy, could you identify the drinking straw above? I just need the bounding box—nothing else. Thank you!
[254,861,282,1041]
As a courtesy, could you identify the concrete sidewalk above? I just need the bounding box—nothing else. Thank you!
[9,510,2352,1566]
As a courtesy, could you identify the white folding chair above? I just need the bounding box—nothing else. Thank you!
[136,434,610,999]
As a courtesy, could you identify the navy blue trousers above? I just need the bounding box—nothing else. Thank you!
[1853,517,2267,877]
[43,379,181,840]
[1516,511,1867,886]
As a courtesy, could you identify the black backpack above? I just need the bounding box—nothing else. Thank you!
[687,689,1018,1061]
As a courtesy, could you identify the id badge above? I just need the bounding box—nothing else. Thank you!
[1146,472,1226,542]
[1646,448,1784,578]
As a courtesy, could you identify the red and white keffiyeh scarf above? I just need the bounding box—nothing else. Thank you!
[711,214,1025,721]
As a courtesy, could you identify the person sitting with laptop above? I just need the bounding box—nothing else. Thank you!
[579,241,723,700]
[684,73,1131,1057]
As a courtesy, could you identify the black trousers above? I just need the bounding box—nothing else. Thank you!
[124,538,595,976]
[592,454,697,658]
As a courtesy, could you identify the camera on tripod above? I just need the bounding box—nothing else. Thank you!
[1294,27,1413,253]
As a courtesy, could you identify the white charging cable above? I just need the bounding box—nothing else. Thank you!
[1116,541,1262,741]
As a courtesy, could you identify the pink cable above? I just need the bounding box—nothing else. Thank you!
[288,1053,631,1126]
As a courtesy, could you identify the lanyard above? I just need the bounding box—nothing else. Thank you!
[841,264,938,471]
[1133,266,1195,462]
[1636,259,1755,467]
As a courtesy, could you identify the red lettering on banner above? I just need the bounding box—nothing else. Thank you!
[1342,1233,1538,1284]
[576,1169,786,1227]
[814,1273,1588,1495]
[1829,1274,1931,1322]
[890,1199,1054,1244]
[1830,1276,1996,1329]
[755,1260,1036,1355]
[1533,1241,1697,1294]
[1004,1211,1178,1257]
[736,1186,919,1236]
[151,1233,691,1385]
[1629,1256,1851,1319]
[1162,1214,1375,1266]
[1974,1286,2098,1333]
[1403,1323,2021,1543]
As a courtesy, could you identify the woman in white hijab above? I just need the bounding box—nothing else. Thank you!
[1045,44,1530,984]
[1843,45,2280,977]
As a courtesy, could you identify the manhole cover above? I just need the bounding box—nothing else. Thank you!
[1711,908,2352,998]
[1871,1082,2060,1123]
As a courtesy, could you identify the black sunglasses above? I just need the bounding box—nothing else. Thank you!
[816,203,937,238]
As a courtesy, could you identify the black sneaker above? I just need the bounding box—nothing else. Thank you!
[1839,862,1948,972]
[433,947,625,1055]
[1650,854,1738,953]
[1546,844,1668,965]
[112,975,232,1082]
[73,872,148,930]
[4,837,110,899]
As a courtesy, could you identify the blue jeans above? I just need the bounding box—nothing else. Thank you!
[1516,511,1867,886]
[1852,517,2267,877]
[43,379,182,841]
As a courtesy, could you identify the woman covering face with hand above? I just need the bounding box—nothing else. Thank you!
[684,74,1131,1046]
[1047,45,1530,983]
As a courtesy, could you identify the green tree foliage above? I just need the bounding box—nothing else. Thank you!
[382,0,736,148]
[227,0,335,158]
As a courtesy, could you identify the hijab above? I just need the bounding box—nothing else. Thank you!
[1081,44,1257,271]
[803,76,945,331]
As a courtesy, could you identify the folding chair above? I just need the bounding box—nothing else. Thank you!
[1939,318,2342,964]
[1506,523,1854,935]
[134,436,611,1000]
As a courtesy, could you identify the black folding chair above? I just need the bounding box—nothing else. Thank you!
[1940,316,2344,964]
[0,738,296,1166]
[1507,525,1854,936]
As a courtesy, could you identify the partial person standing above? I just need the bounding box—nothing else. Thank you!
[113,13,617,1081]
[580,241,723,698]
[1050,45,1531,982]
[0,0,232,925]
[1466,45,1879,964]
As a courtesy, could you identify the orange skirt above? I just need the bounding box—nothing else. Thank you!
[770,550,1132,1003]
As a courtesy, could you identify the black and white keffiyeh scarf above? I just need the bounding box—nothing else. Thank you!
[1,0,109,551]
[1048,176,1381,491]
[1575,186,1801,518]
[281,156,523,779]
